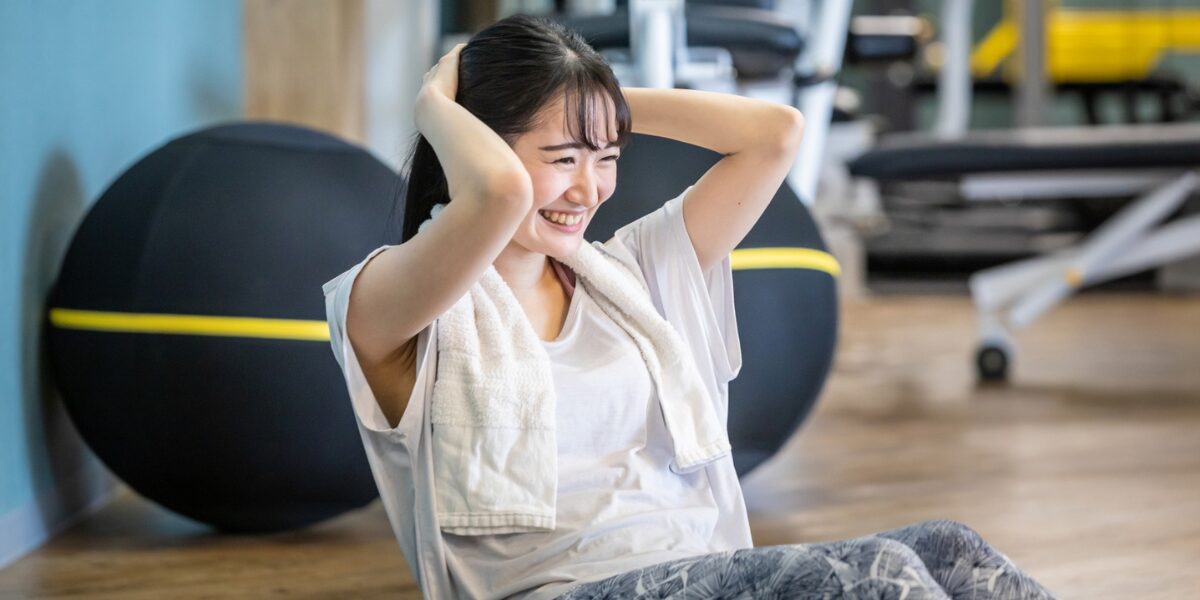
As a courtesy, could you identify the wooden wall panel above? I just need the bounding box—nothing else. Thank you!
[244,0,364,143]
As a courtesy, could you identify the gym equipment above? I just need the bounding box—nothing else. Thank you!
[559,0,805,89]
[971,6,1200,85]
[970,170,1200,381]
[849,123,1200,382]
[916,4,1200,126]
[587,134,840,476]
[846,0,1200,381]
[46,122,399,532]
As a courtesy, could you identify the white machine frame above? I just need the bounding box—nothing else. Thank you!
[967,171,1200,378]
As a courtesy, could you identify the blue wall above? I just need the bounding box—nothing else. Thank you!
[0,0,243,566]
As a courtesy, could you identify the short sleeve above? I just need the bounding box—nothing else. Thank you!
[602,186,743,383]
[321,245,428,436]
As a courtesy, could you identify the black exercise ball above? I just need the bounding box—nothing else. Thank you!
[46,122,400,532]
[587,134,839,476]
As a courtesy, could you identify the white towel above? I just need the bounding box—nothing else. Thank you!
[420,202,731,536]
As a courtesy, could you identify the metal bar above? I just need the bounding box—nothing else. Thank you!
[1096,213,1200,283]
[960,170,1184,201]
[935,0,973,138]
[1073,172,1198,275]
[630,0,680,89]
[969,250,1077,313]
[790,0,854,206]
[1015,0,1050,128]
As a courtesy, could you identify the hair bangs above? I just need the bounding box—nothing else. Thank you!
[560,64,632,152]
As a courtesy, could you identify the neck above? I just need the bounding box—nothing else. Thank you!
[493,241,556,299]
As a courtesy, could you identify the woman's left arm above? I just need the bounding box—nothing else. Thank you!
[623,87,805,273]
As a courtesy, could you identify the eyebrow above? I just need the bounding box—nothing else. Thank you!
[538,141,621,152]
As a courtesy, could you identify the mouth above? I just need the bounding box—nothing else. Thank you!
[538,209,584,233]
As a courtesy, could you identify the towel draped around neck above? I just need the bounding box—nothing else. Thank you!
[419,201,731,535]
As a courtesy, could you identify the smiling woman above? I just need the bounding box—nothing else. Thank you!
[321,12,1058,600]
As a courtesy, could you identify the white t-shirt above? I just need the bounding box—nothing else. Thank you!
[321,190,752,600]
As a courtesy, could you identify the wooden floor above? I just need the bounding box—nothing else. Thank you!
[2,293,1198,599]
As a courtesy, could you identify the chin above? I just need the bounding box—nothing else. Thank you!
[536,231,580,256]
[549,237,583,259]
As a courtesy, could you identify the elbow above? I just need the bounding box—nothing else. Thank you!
[776,106,806,152]
[481,169,534,214]
[746,106,805,158]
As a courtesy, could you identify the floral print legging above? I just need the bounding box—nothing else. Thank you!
[554,520,1057,599]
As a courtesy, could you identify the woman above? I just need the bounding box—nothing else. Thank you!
[321,14,1057,600]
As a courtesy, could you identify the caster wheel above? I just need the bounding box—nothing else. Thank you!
[976,344,1010,382]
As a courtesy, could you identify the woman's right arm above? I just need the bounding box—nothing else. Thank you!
[345,44,533,397]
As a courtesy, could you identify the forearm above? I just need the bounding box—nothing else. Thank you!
[413,90,531,203]
[622,87,803,156]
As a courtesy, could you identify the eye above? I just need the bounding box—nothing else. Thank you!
[554,157,575,165]
[604,154,620,162]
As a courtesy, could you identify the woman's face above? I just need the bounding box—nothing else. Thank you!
[507,94,621,259]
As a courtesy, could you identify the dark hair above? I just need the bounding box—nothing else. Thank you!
[393,14,632,244]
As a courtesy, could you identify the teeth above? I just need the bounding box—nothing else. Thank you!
[541,210,582,226]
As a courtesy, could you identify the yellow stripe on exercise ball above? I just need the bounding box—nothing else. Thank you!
[48,308,330,341]
[730,247,840,277]
[48,248,837,342]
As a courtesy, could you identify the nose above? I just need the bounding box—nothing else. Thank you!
[565,164,600,208]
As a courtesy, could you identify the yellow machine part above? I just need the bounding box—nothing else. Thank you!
[970,7,1200,83]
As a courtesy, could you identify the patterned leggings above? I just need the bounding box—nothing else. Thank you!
[554,520,1057,599]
